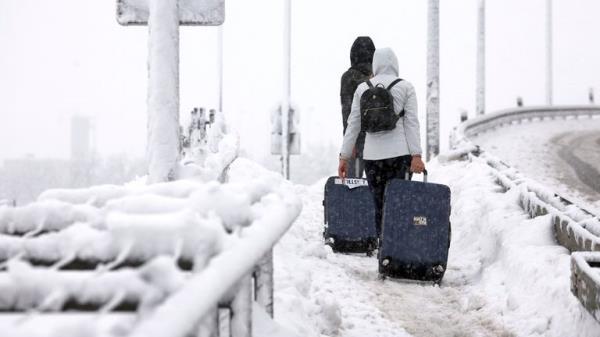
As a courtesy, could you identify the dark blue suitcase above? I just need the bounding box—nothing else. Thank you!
[323,177,377,255]
[378,172,451,282]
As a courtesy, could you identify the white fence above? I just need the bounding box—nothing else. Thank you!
[449,105,600,322]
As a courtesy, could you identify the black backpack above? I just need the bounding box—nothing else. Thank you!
[360,79,404,132]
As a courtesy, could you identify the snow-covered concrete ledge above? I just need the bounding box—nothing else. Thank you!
[572,252,600,322]
[457,105,600,139]
[477,151,600,253]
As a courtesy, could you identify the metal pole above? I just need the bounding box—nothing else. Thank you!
[230,276,252,337]
[147,0,180,183]
[426,0,440,161]
[546,0,553,105]
[218,25,224,113]
[281,0,291,179]
[476,0,486,116]
[195,307,218,337]
[254,251,274,317]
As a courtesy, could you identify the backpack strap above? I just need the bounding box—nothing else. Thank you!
[387,78,403,91]
[366,80,375,89]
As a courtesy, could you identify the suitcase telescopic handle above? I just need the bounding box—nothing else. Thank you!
[405,169,428,183]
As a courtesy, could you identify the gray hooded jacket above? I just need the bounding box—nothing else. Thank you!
[340,48,422,161]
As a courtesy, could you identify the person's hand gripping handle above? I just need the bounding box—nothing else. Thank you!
[410,155,425,174]
[338,158,348,182]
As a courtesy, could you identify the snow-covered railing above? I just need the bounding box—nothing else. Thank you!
[571,252,600,322]
[0,158,301,337]
[448,105,600,322]
[450,105,600,252]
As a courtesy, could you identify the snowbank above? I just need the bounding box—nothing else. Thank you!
[437,158,600,336]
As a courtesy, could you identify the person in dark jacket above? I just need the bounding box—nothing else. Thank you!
[340,37,376,178]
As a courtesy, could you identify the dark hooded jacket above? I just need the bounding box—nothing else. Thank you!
[340,37,375,157]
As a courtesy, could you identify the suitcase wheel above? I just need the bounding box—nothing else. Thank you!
[433,264,445,274]
[365,239,376,257]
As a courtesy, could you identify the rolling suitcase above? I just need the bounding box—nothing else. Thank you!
[323,177,377,255]
[378,171,451,282]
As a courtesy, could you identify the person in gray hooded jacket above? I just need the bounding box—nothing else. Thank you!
[338,47,425,237]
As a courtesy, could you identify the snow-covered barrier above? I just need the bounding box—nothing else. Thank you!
[450,105,600,323]
[0,157,301,337]
[572,253,600,322]
[450,105,600,253]
[454,105,600,141]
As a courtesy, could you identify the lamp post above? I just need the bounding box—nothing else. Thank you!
[426,0,440,161]
[218,25,224,113]
[281,0,292,179]
[546,0,553,105]
[476,0,485,116]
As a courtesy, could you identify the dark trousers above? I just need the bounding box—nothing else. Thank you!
[364,155,413,237]
[346,156,365,178]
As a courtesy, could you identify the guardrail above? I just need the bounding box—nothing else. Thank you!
[448,105,600,323]
[455,105,600,139]
[0,159,301,337]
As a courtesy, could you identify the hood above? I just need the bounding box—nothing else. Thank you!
[350,37,376,70]
[372,48,399,76]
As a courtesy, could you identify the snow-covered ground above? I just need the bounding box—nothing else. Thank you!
[272,157,600,337]
[471,117,600,213]
[2,126,600,336]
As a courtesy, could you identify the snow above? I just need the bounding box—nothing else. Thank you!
[270,157,600,337]
[0,259,176,312]
[471,117,600,213]
[128,163,301,337]
[2,113,600,336]
[0,147,303,337]
[117,0,224,26]
[0,314,137,337]
[573,252,600,289]
[0,200,102,235]
[0,153,598,336]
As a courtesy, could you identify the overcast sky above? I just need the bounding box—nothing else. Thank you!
[1,0,599,165]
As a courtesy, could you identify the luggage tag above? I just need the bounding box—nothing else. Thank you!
[334,178,368,189]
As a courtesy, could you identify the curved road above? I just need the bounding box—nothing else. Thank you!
[552,131,600,195]
[471,118,600,212]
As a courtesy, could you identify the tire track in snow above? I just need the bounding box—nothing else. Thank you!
[553,131,600,194]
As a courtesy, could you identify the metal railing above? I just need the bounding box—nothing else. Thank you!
[449,105,600,323]
[456,105,600,139]
[0,165,301,337]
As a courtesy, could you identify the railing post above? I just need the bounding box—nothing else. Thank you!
[254,250,274,317]
[196,307,219,337]
[230,276,252,337]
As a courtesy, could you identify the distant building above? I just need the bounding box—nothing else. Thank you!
[71,116,91,161]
